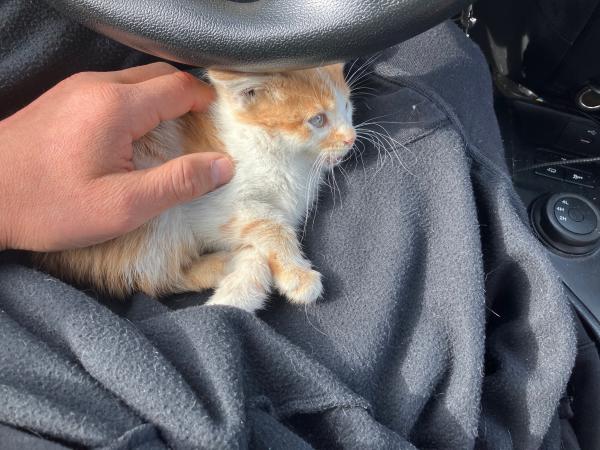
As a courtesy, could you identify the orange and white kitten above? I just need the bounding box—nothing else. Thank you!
[36,64,355,312]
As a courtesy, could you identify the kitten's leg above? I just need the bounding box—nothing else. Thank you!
[229,218,323,305]
[267,251,323,305]
[205,247,271,312]
[179,251,230,291]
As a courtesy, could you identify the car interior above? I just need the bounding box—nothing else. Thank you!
[470,1,600,447]
[2,0,600,448]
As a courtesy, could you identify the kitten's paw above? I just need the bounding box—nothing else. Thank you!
[205,290,266,313]
[275,266,323,305]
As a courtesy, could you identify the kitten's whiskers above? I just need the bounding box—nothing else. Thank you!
[345,52,382,88]
[302,153,327,237]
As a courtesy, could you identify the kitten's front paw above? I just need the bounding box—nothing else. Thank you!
[274,265,323,305]
[205,288,267,313]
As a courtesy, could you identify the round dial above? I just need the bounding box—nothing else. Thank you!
[531,193,600,255]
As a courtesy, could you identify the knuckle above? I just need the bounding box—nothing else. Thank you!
[171,70,196,89]
[89,83,130,117]
[91,82,123,102]
[54,73,127,118]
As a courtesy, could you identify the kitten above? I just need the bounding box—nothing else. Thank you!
[35,64,355,312]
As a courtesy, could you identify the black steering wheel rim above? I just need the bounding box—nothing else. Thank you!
[44,0,473,72]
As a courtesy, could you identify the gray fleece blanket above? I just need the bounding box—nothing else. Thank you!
[0,20,576,450]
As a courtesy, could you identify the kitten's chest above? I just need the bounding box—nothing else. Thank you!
[236,157,318,219]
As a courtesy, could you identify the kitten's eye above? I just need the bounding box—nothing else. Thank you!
[308,113,327,128]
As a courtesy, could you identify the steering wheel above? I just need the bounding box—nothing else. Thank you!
[43,0,472,71]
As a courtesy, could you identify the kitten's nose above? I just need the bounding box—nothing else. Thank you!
[343,132,356,147]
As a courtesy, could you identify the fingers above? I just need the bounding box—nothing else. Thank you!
[92,62,180,84]
[115,153,234,227]
[110,62,180,84]
[64,64,215,140]
[125,71,216,140]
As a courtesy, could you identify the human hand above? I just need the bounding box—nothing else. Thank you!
[0,62,233,252]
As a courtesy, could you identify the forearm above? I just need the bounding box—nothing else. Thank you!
[0,117,14,251]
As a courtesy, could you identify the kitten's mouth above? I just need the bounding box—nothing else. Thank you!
[325,151,349,168]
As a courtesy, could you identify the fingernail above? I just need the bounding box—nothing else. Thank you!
[210,157,234,187]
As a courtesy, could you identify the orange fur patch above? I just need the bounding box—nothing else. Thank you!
[240,219,271,238]
[34,223,198,298]
[322,63,349,95]
[215,68,343,141]
[181,252,229,291]
[267,252,284,279]
[268,252,316,299]
[180,112,225,155]
[35,224,148,297]
[239,219,295,250]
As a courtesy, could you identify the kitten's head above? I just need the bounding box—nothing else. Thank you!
[207,64,355,167]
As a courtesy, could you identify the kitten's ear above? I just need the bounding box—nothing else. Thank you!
[322,63,346,82]
[207,69,273,106]
[324,62,346,72]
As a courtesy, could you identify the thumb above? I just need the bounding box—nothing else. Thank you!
[122,152,234,221]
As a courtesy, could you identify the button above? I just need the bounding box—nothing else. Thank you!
[556,120,600,154]
[563,168,595,188]
[534,150,568,165]
[535,165,564,180]
[554,197,598,235]
[569,208,584,222]
[534,193,600,254]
